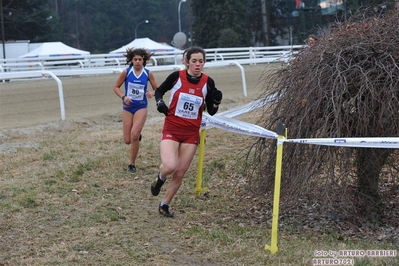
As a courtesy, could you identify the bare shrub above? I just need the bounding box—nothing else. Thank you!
[247,10,399,226]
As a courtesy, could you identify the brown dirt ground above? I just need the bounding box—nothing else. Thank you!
[0,64,272,265]
[1,64,398,265]
[0,64,267,130]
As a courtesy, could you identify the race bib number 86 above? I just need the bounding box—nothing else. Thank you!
[127,83,145,100]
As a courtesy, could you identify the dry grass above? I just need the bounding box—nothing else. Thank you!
[0,65,397,265]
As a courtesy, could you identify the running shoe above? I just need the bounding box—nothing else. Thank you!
[151,173,164,196]
[128,164,136,173]
[159,204,173,218]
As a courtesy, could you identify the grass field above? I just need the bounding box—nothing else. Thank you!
[0,65,397,265]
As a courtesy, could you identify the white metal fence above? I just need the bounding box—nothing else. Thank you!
[0,45,303,73]
[0,45,303,121]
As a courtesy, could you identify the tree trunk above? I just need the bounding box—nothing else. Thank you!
[356,148,392,223]
[260,0,269,45]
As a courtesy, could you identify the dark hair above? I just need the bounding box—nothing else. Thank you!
[182,48,189,60]
[124,48,153,67]
[186,46,206,61]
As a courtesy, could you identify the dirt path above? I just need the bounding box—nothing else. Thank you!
[2,64,398,265]
[0,64,275,265]
[0,64,269,130]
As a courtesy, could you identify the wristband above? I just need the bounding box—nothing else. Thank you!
[122,96,126,101]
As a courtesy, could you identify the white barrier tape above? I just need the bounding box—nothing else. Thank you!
[218,94,279,119]
[277,137,286,147]
[285,137,399,149]
[216,99,263,119]
[202,113,278,139]
[202,99,398,149]
[201,100,265,130]
[201,95,279,130]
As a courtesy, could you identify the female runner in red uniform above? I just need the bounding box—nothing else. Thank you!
[151,46,222,217]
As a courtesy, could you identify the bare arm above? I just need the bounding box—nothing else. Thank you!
[113,69,127,99]
[149,71,158,90]
[113,69,132,104]
[146,71,158,98]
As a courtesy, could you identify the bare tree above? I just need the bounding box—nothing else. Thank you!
[248,9,399,224]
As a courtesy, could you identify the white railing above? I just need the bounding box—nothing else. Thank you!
[0,65,185,121]
[0,45,303,73]
[0,46,303,121]
[0,71,66,120]
[205,45,302,62]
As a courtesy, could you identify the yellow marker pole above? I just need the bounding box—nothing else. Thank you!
[265,122,286,254]
[195,129,209,196]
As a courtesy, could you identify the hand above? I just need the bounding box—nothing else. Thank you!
[122,96,132,104]
[146,91,154,99]
[157,100,169,116]
[212,89,222,105]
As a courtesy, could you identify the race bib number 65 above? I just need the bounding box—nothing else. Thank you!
[175,93,202,119]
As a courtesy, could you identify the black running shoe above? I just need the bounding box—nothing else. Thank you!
[159,204,174,218]
[128,164,136,173]
[151,173,164,196]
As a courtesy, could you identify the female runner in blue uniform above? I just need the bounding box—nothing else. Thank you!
[113,48,158,173]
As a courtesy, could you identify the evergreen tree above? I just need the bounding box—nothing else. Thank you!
[1,0,56,42]
[46,0,176,53]
[4,0,395,53]
[191,0,251,48]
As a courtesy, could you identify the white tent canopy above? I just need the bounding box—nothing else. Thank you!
[109,38,182,54]
[19,42,90,58]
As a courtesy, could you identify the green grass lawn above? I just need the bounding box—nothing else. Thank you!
[0,115,397,266]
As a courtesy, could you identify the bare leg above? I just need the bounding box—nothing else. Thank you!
[122,108,148,165]
[159,139,180,176]
[161,142,198,205]
[129,108,147,165]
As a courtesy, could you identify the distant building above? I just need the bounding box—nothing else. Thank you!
[319,0,345,15]
[292,0,345,17]
[1,40,43,59]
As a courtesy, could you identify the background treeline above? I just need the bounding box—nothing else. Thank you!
[0,0,393,53]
